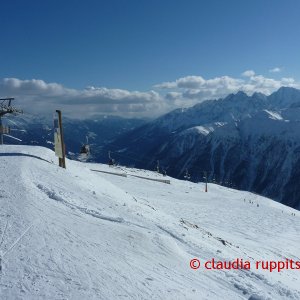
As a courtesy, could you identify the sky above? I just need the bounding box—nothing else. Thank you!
[1,0,300,118]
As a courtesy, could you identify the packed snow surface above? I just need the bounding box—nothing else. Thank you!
[0,145,299,300]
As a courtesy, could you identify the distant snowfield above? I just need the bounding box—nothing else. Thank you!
[0,145,299,300]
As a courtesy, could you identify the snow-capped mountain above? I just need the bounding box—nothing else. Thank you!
[0,145,299,299]
[102,87,300,210]
[1,114,146,161]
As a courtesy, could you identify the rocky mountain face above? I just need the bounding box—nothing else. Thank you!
[102,87,300,209]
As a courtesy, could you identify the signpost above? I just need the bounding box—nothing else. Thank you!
[54,110,66,168]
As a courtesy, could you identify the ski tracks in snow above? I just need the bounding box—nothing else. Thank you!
[36,183,125,224]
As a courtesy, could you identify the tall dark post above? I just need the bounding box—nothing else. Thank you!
[204,171,208,192]
[0,117,3,145]
[56,110,66,169]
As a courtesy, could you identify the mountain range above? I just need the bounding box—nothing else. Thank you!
[2,114,146,161]
[101,87,300,209]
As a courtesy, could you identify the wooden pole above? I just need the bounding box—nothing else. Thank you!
[204,171,208,192]
[0,117,3,145]
[56,110,66,169]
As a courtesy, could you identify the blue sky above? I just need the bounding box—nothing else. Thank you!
[1,0,300,118]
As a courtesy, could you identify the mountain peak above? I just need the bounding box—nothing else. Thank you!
[235,90,248,97]
[223,90,248,102]
[277,86,297,92]
[268,87,300,108]
[252,91,266,98]
[271,86,299,98]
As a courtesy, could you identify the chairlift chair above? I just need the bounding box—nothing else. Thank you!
[80,136,90,155]
[184,169,191,180]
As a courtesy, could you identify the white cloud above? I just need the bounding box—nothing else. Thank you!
[155,76,206,89]
[269,67,281,73]
[242,70,255,77]
[0,78,167,119]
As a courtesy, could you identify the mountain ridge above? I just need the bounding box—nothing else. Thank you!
[101,87,300,209]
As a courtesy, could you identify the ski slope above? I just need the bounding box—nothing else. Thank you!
[0,145,299,300]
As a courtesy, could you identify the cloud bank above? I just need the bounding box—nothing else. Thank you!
[155,72,299,108]
[1,70,299,119]
[0,78,165,119]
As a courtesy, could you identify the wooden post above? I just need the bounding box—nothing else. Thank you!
[0,117,3,145]
[56,110,66,169]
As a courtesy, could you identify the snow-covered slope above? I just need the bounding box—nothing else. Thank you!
[0,146,299,299]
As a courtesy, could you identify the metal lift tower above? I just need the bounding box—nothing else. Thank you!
[0,97,23,145]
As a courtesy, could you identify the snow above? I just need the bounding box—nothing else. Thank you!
[182,122,227,137]
[263,110,283,121]
[0,145,299,299]
[192,126,213,136]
